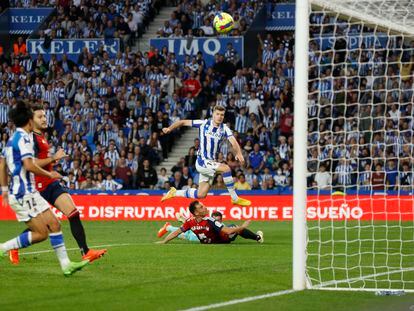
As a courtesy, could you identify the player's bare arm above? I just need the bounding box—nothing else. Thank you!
[162,120,192,134]
[23,158,62,179]
[35,148,67,168]
[156,228,182,244]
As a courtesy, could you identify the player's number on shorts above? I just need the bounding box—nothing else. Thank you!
[26,197,37,211]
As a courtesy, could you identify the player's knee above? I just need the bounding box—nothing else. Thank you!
[33,227,49,242]
[222,164,231,173]
[47,219,61,233]
[197,190,207,198]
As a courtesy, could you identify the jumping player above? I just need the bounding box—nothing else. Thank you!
[161,105,251,206]
[157,201,264,244]
[0,102,88,275]
[8,104,106,264]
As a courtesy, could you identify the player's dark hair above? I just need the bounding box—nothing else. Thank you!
[189,200,200,215]
[31,103,44,111]
[8,101,33,127]
[211,211,223,218]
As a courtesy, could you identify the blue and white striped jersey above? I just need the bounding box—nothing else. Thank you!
[192,119,233,161]
[3,128,36,199]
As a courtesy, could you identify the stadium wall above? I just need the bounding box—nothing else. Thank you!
[0,191,412,221]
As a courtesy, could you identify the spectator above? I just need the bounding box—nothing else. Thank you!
[280,107,293,138]
[274,168,288,189]
[184,147,197,170]
[13,37,27,57]
[147,132,162,164]
[235,174,251,190]
[161,71,183,97]
[105,143,120,169]
[399,163,412,192]
[80,174,96,190]
[156,168,169,189]
[211,174,226,190]
[137,159,158,189]
[115,157,132,189]
[334,159,354,191]
[182,178,194,190]
[249,143,265,174]
[181,166,192,184]
[171,171,185,190]
[102,174,123,191]
[385,160,398,191]
[246,92,264,120]
[313,165,331,190]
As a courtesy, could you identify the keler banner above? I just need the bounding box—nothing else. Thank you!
[0,194,413,221]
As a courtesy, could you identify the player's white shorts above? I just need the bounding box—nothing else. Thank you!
[9,192,50,222]
[196,158,220,184]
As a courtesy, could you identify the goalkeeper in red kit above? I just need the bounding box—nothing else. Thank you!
[157,201,264,244]
[7,104,106,264]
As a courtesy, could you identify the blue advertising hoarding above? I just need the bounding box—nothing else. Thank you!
[26,38,120,62]
[9,8,54,35]
[266,3,295,31]
[149,36,244,67]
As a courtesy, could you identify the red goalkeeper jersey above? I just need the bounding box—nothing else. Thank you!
[180,217,231,244]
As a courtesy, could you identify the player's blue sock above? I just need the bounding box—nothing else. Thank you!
[49,232,71,269]
[1,231,32,251]
[223,171,238,201]
[176,189,198,198]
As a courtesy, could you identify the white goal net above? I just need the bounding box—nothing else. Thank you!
[305,0,414,291]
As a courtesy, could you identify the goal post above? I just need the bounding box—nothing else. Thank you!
[293,0,309,291]
[293,0,414,292]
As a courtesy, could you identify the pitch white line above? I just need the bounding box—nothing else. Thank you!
[180,289,297,311]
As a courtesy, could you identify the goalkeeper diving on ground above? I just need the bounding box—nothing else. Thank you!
[156,201,263,244]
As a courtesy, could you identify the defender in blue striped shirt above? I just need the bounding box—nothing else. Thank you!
[161,105,251,206]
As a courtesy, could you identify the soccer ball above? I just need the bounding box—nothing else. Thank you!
[213,12,234,34]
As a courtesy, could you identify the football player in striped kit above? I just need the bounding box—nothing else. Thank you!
[161,105,251,206]
[0,102,89,275]
[6,104,107,265]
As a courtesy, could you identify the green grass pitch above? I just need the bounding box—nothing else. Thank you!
[1,221,413,310]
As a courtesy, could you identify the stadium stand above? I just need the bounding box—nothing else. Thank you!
[0,0,299,192]
[154,0,262,38]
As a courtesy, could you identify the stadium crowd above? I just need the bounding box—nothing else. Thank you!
[307,12,414,192]
[155,0,262,38]
[34,0,163,51]
[2,0,413,193]
[0,28,295,192]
